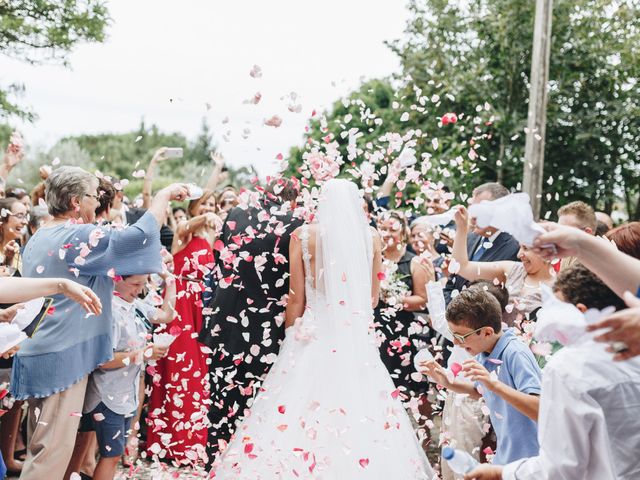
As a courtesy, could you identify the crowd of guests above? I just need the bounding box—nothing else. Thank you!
[0,138,639,480]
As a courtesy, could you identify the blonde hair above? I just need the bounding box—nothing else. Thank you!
[378,210,410,244]
[187,189,216,218]
[558,201,597,232]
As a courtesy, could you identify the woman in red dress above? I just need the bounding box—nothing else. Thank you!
[147,190,221,466]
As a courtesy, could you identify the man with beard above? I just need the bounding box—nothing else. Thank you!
[198,178,302,460]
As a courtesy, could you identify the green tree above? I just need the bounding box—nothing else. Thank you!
[0,0,110,120]
[287,0,640,219]
[71,119,188,181]
[190,117,217,166]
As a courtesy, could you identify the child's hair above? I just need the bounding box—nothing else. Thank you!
[446,287,503,333]
[468,280,510,312]
[553,263,626,311]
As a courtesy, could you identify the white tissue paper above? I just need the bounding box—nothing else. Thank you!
[534,285,615,346]
[397,146,417,168]
[414,208,457,228]
[425,281,471,379]
[468,192,546,246]
[11,298,45,331]
[426,281,450,341]
[0,324,27,355]
[153,332,178,348]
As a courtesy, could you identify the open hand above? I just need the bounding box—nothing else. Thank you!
[463,359,496,390]
[210,151,224,169]
[59,279,102,316]
[419,359,451,387]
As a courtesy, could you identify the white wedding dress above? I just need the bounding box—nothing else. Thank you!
[211,179,436,479]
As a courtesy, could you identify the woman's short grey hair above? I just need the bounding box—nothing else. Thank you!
[45,166,97,216]
[410,219,436,232]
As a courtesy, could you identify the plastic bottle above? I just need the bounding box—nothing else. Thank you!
[442,446,479,474]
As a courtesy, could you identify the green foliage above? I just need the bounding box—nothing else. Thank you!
[2,119,254,200]
[71,119,189,181]
[190,117,217,167]
[286,0,640,219]
[0,0,110,120]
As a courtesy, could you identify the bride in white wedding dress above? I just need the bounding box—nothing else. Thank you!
[211,179,436,479]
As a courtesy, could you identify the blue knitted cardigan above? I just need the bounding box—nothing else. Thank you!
[10,212,162,400]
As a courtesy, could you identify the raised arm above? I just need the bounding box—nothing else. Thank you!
[0,141,24,183]
[285,228,305,329]
[148,268,178,324]
[376,160,399,202]
[0,277,102,315]
[142,147,168,209]
[452,206,511,284]
[173,212,222,248]
[534,222,640,297]
[148,183,189,228]
[204,151,226,191]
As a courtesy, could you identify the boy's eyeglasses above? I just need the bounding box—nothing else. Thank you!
[449,326,484,344]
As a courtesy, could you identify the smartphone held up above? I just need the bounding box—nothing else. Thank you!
[164,147,183,160]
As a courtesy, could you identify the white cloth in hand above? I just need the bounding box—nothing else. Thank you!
[468,192,545,246]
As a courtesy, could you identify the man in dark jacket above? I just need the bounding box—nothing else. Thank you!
[198,178,302,459]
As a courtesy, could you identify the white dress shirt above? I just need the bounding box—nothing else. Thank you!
[502,339,640,479]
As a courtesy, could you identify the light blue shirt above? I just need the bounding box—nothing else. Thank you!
[11,212,162,400]
[476,328,541,464]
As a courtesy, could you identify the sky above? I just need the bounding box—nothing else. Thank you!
[1,0,409,177]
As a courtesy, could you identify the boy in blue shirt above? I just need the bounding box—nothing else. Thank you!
[423,288,541,464]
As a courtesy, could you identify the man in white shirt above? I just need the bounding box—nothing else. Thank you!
[465,340,640,479]
[464,265,640,480]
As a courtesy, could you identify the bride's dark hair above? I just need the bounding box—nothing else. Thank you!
[264,177,299,203]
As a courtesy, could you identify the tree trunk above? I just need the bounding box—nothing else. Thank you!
[624,184,633,221]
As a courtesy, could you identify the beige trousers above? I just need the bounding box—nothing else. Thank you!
[440,391,487,480]
[21,376,88,480]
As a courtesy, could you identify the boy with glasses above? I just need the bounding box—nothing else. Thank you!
[464,263,640,479]
[422,288,541,465]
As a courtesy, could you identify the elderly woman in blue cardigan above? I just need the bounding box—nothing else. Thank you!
[10,166,188,479]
